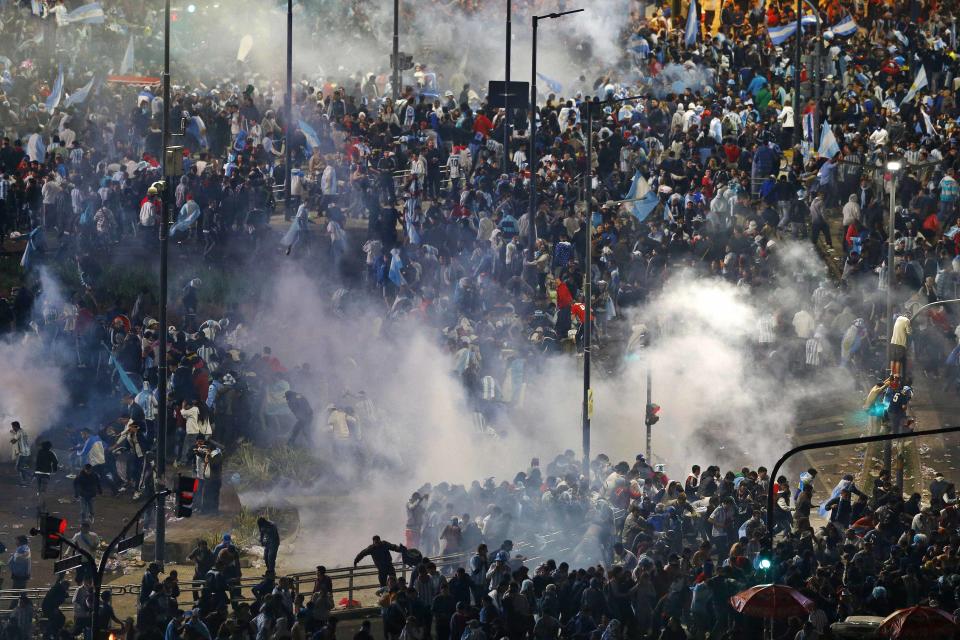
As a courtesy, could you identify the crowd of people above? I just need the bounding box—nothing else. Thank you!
[5,0,960,637]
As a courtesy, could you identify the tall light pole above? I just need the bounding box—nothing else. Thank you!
[504,0,512,173]
[884,159,901,482]
[392,0,400,101]
[284,0,293,220]
[792,0,802,147]
[155,0,172,565]
[802,0,822,150]
[582,100,594,479]
[528,9,584,253]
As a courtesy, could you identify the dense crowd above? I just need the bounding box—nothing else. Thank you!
[4,0,960,637]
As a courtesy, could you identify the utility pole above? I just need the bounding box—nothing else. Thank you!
[883,160,900,479]
[284,0,293,220]
[792,0,802,147]
[582,101,593,480]
[392,0,400,101]
[504,0,512,173]
[156,0,171,566]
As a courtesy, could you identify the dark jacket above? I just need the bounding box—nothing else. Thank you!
[35,447,59,474]
[73,471,102,498]
[354,540,402,569]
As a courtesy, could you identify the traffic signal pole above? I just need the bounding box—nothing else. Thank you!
[34,490,171,640]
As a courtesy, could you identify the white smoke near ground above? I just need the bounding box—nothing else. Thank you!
[232,241,847,568]
[647,62,716,98]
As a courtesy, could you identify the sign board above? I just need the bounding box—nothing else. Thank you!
[487,81,529,110]
[116,532,145,553]
[54,555,84,574]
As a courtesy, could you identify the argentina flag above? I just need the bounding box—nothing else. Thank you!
[536,72,562,95]
[767,22,798,46]
[64,74,100,108]
[64,2,106,24]
[819,124,840,158]
[832,15,857,37]
[298,120,321,154]
[45,66,64,111]
[684,0,698,47]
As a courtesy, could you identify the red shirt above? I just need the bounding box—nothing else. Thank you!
[473,114,493,138]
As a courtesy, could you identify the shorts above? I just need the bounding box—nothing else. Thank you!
[889,344,906,362]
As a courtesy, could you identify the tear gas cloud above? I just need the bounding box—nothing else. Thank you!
[0,267,71,454]
[164,0,633,101]
[235,242,846,567]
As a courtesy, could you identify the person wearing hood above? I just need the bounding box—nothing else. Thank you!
[7,535,31,589]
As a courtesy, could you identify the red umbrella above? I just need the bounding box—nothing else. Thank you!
[729,584,815,619]
[879,606,957,639]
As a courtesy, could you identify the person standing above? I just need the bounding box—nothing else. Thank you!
[70,522,100,582]
[7,535,31,590]
[73,464,103,524]
[34,440,58,514]
[187,539,215,602]
[354,536,404,587]
[10,421,31,487]
[258,516,281,574]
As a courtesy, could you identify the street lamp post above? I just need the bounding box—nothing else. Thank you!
[155,0,172,565]
[284,0,293,220]
[528,9,584,254]
[504,0,511,173]
[883,159,901,479]
[582,101,594,479]
[392,0,400,101]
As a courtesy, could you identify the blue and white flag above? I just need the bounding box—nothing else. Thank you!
[281,205,311,250]
[20,227,44,271]
[802,111,814,142]
[299,119,320,154]
[119,35,135,74]
[901,66,928,105]
[64,74,99,108]
[64,2,106,24]
[30,0,43,16]
[170,200,201,236]
[819,123,840,158]
[767,21,798,46]
[388,248,406,287]
[536,72,562,95]
[627,33,650,57]
[108,350,140,395]
[233,129,247,152]
[17,31,43,51]
[832,15,857,37]
[186,114,208,149]
[684,0,698,47]
[26,132,45,162]
[800,14,819,28]
[137,89,154,104]
[45,66,64,111]
[623,172,661,222]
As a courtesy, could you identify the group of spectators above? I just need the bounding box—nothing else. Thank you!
[6,0,960,637]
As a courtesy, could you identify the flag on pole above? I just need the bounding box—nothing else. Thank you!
[64,74,100,108]
[45,66,64,111]
[819,123,840,158]
[299,120,321,154]
[20,227,45,271]
[119,35,135,74]
[685,0,699,47]
[767,21,798,45]
[831,15,857,37]
[63,2,106,24]
[536,72,562,95]
[900,66,928,105]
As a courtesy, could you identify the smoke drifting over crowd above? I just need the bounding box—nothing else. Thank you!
[223,239,844,567]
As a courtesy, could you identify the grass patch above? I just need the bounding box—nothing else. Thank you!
[225,439,319,492]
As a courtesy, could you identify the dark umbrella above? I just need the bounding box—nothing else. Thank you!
[729,584,816,619]
[878,606,957,639]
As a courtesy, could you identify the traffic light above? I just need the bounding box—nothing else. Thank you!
[39,515,67,559]
[645,403,661,427]
[175,475,200,518]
